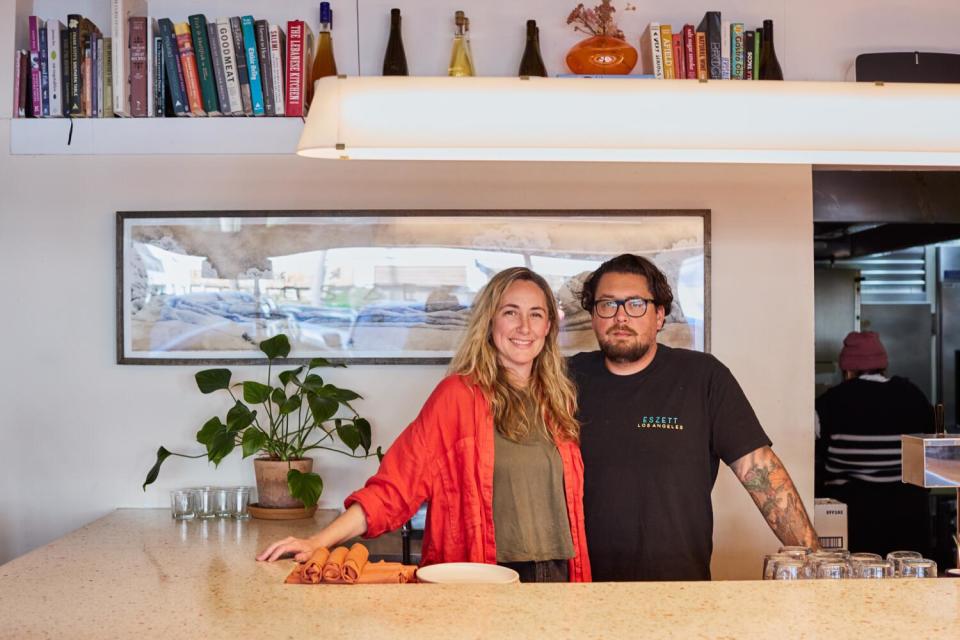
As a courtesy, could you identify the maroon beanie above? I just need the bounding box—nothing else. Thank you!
[839,331,888,372]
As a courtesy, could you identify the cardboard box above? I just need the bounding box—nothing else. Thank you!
[814,498,848,550]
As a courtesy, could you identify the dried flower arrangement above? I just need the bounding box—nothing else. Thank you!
[566,0,636,40]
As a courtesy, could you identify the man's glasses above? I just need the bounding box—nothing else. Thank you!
[592,297,655,319]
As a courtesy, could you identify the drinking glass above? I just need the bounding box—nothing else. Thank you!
[762,553,792,580]
[849,552,882,563]
[804,551,847,578]
[886,550,922,576]
[778,545,812,559]
[856,560,895,579]
[228,487,251,520]
[212,487,231,518]
[773,559,805,580]
[170,490,195,520]
[191,487,217,519]
[899,558,937,578]
[815,561,850,580]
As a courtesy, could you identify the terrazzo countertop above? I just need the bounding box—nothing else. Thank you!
[1,509,958,639]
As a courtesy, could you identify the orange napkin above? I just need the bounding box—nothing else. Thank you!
[342,543,370,584]
[322,546,350,582]
[356,560,418,584]
[300,547,331,584]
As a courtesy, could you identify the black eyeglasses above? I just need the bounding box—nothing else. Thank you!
[592,297,655,319]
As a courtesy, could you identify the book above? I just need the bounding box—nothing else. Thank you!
[189,14,220,115]
[255,19,274,116]
[129,17,148,116]
[96,35,105,117]
[103,37,113,117]
[157,18,188,116]
[639,23,664,80]
[216,18,243,116]
[753,29,762,80]
[14,50,29,118]
[79,17,101,117]
[695,32,707,80]
[60,28,70,116]
[285,20,309,116]
[39,19,50,116]
[174,22,205,115]
[241,16,265,116]
[268,24,286,117]
[207,21,230,115]
[720,20,731,79]
[152,35,165,116]
[46,20,64,117]
[744,30,755,80]
[660,24,674,79]
[145,20,155,117]
[671,33,684,80]
[67,15,83,115]
[230,17,253,115]
[696,11,721,80]
[29,16,43,117]
[731,23,744,80]
[682,24,697,80]
[111,0,148,116]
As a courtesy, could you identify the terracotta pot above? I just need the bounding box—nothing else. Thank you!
[253,458,313,508]
[565,35,638,75]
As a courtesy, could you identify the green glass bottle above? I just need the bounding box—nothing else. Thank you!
[518,20,547,77]
[382,8,408,76]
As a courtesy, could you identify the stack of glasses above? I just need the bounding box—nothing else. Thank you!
[762,547,937,580]
[169,486,252,520]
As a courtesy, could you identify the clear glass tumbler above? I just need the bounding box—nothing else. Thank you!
[191,487,217,519]
[773,559,805,580]
[857,560,895,579]
[762,553,792,580]
[213,487,231,518]
[815,561,850,580]
[170,490,195,520]
[886,550,923,576]
[229,487,251,520]
[899,558,937,578]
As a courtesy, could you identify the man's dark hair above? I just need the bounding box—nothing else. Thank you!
[579,254,673,316]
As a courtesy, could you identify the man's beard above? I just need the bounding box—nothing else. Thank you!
[598,326,650,364]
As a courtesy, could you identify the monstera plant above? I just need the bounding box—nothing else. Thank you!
[142,334,379,508]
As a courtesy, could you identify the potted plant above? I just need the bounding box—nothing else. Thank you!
[142,334,379,512]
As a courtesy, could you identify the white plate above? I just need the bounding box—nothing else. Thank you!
[415,562,520,584]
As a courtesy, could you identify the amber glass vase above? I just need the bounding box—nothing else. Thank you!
[565,34,638,74]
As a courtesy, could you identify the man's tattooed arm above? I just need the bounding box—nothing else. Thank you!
[730,446,820,549]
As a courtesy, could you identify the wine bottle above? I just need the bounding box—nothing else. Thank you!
[382,8,408,76]
[463,15,476,76]
[312,2,338,81]
[518,19,547,77]
[758,19,782,80]
[448,10,472,77]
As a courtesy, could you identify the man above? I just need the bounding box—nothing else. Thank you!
[816,331,934,556]
[569,254,818,581]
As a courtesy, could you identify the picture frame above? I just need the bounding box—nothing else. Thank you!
[117,210,710,364]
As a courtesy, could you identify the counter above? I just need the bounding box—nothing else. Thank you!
[1,509,957,639]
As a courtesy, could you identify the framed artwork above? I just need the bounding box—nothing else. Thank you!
[117,210,709,364]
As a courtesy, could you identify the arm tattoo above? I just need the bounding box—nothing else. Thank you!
[732,447,819,549]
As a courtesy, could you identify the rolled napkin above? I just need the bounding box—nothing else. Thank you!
[322,546,350,582]
[342,543,370,583]
[300,547,331,584]
[356,560,419,584]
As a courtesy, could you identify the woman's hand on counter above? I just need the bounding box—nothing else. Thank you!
[256,503,369,562]
[256,536,320,563]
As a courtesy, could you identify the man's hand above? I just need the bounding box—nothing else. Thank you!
[730,446,819,550]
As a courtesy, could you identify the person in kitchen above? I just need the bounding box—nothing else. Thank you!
[258,266,591,583]
[815,330,935,556]
[569,254,819,581]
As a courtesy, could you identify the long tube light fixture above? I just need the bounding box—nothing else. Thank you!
[297,76,960,165]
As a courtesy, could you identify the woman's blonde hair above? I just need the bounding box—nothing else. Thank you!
[449,267,580,443]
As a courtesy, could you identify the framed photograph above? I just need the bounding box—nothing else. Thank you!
[117,211,709,364]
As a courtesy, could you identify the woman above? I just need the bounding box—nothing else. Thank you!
[257,267,591,582]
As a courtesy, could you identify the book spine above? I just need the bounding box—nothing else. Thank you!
[94,33,102,117]
[682,25,697,80]
[47,21,63,116]
[129,17,148,116]
[60,29,70,116]
[255,20,274,116]
[753,29,762,80]
[83,41,91,117]
[153,36,165,116]
[707,13,722,80]
[158,19,187,116]
[174,22,205,115]
[14,50,27,118]
[29,17,43,117]
[285,20,304,116]
[189,14,220,114]
[744,30,755,80]
[103,37,113,117]
[659,25,674,79]
[67,15,82,115]
[230,17,253,115]
[732,23,744,80]
[111,0,125,114]
[145,20,154,117]
[242,16,265,116]
[671,33,684,80]
[695,32,707,81]
[207,21,230,115]
[39,21,50,116]
[720,20,731,79]
[269,25,285,117]
[217,19,243,115]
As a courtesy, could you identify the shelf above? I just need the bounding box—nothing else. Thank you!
[8,116,304,155]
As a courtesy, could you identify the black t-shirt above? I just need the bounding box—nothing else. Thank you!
[569,345,771,581]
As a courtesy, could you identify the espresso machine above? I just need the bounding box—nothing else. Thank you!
[902,405,960,570]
